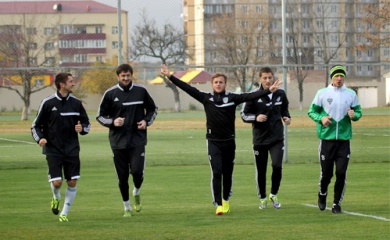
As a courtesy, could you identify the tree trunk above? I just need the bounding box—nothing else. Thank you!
[173,87,181,112]
[21,73,31,121]
[163,77,181,112]
[21,105,28,120]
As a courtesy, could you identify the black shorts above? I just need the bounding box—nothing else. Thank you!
[46,155,80,182]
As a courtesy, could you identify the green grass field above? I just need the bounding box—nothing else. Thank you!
[0,109,389,239]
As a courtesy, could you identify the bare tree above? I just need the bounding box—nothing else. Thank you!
[130,11,187,112]
[312,2,347,86]
[358,1,390,49]
[210,8,270,92]
[0,15,60,120]
[286,4,311,111]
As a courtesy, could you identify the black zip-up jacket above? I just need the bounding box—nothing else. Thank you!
[241,85,290,145]
[31,92,91,156]
[168,75,272,141]
[96,82,157,149]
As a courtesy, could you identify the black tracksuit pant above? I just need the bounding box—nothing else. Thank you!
[113,145,145,202]
[207,139,235,206]
[318,140,350,205]
[253,140,284,199]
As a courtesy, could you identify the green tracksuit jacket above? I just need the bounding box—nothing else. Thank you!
[308,84,362,140]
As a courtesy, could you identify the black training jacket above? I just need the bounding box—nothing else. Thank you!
[96,82,157,149]
[241,85,290,145]
[169,75,271,141]
[31,92,90,156]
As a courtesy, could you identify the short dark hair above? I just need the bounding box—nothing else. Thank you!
[55,73,72,89]
[259,67,274,77]
[116,64,133,76]
[212,73,227,83]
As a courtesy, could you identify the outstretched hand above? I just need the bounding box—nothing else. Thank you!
[161,64,170,78]
[269,79,282,92]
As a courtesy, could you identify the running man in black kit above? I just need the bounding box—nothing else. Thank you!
[97,64,158,217]
[161,64,281,215]
[241,67,291,210]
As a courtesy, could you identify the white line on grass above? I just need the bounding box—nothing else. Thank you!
[303,203,390,222]
[0,137,36,145]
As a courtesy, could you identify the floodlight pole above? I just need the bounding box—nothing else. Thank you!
[282,0,288,163]
[117,0,123,65]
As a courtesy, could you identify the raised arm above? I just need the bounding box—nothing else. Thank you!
[161,64,205,102]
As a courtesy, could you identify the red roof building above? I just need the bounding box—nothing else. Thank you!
[0,1,127,68]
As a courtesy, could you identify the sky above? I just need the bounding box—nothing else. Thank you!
[0,0,184,31]
[95,0,183,31]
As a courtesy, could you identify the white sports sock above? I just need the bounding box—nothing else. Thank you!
[124,200,132,211]
[50,182,61,200]
[60,186,77,216]
[133,187,140,196]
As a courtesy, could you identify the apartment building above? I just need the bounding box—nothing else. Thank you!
[183,0,389,79]
[0,0,127,68]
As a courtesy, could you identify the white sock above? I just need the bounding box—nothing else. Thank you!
[60,186,77,216]
[124,200,132,211]
[50,182,61,200]
[133,187,140,196]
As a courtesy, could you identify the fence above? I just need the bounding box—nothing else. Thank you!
[0,63,389,113]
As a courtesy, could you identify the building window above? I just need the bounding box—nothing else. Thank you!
[256,20,261,29]
[95,26,103,33]
[303,35,309,43]
[257,49,263,57]
[316,5,323,13]
[45,42,55,50]
[302,4,309,13]
[317,49,323,57]
[256,5,262,14]
[316,20,323,28]
[367,49,373,57]
[74,54,87,62]
[29,57,37,65]
[44,27,54,35]
[59,40,106,48]
[383,48,390,57]
[240,20,248,29]
[112,41,119,49]
[204,5,212,14]
[303,20,311,29]
[240,36,248,45]
[27,28,37,35]
[75,26,86,34]
[96,56,103,62]
[45,57,55,65]
[257,36,264,44]
[331,5,337,13]
[112,26,119,34]
[29,42,37,50]
[240,5,248,14]
[215,5,222,13]
[60,25,74,34]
